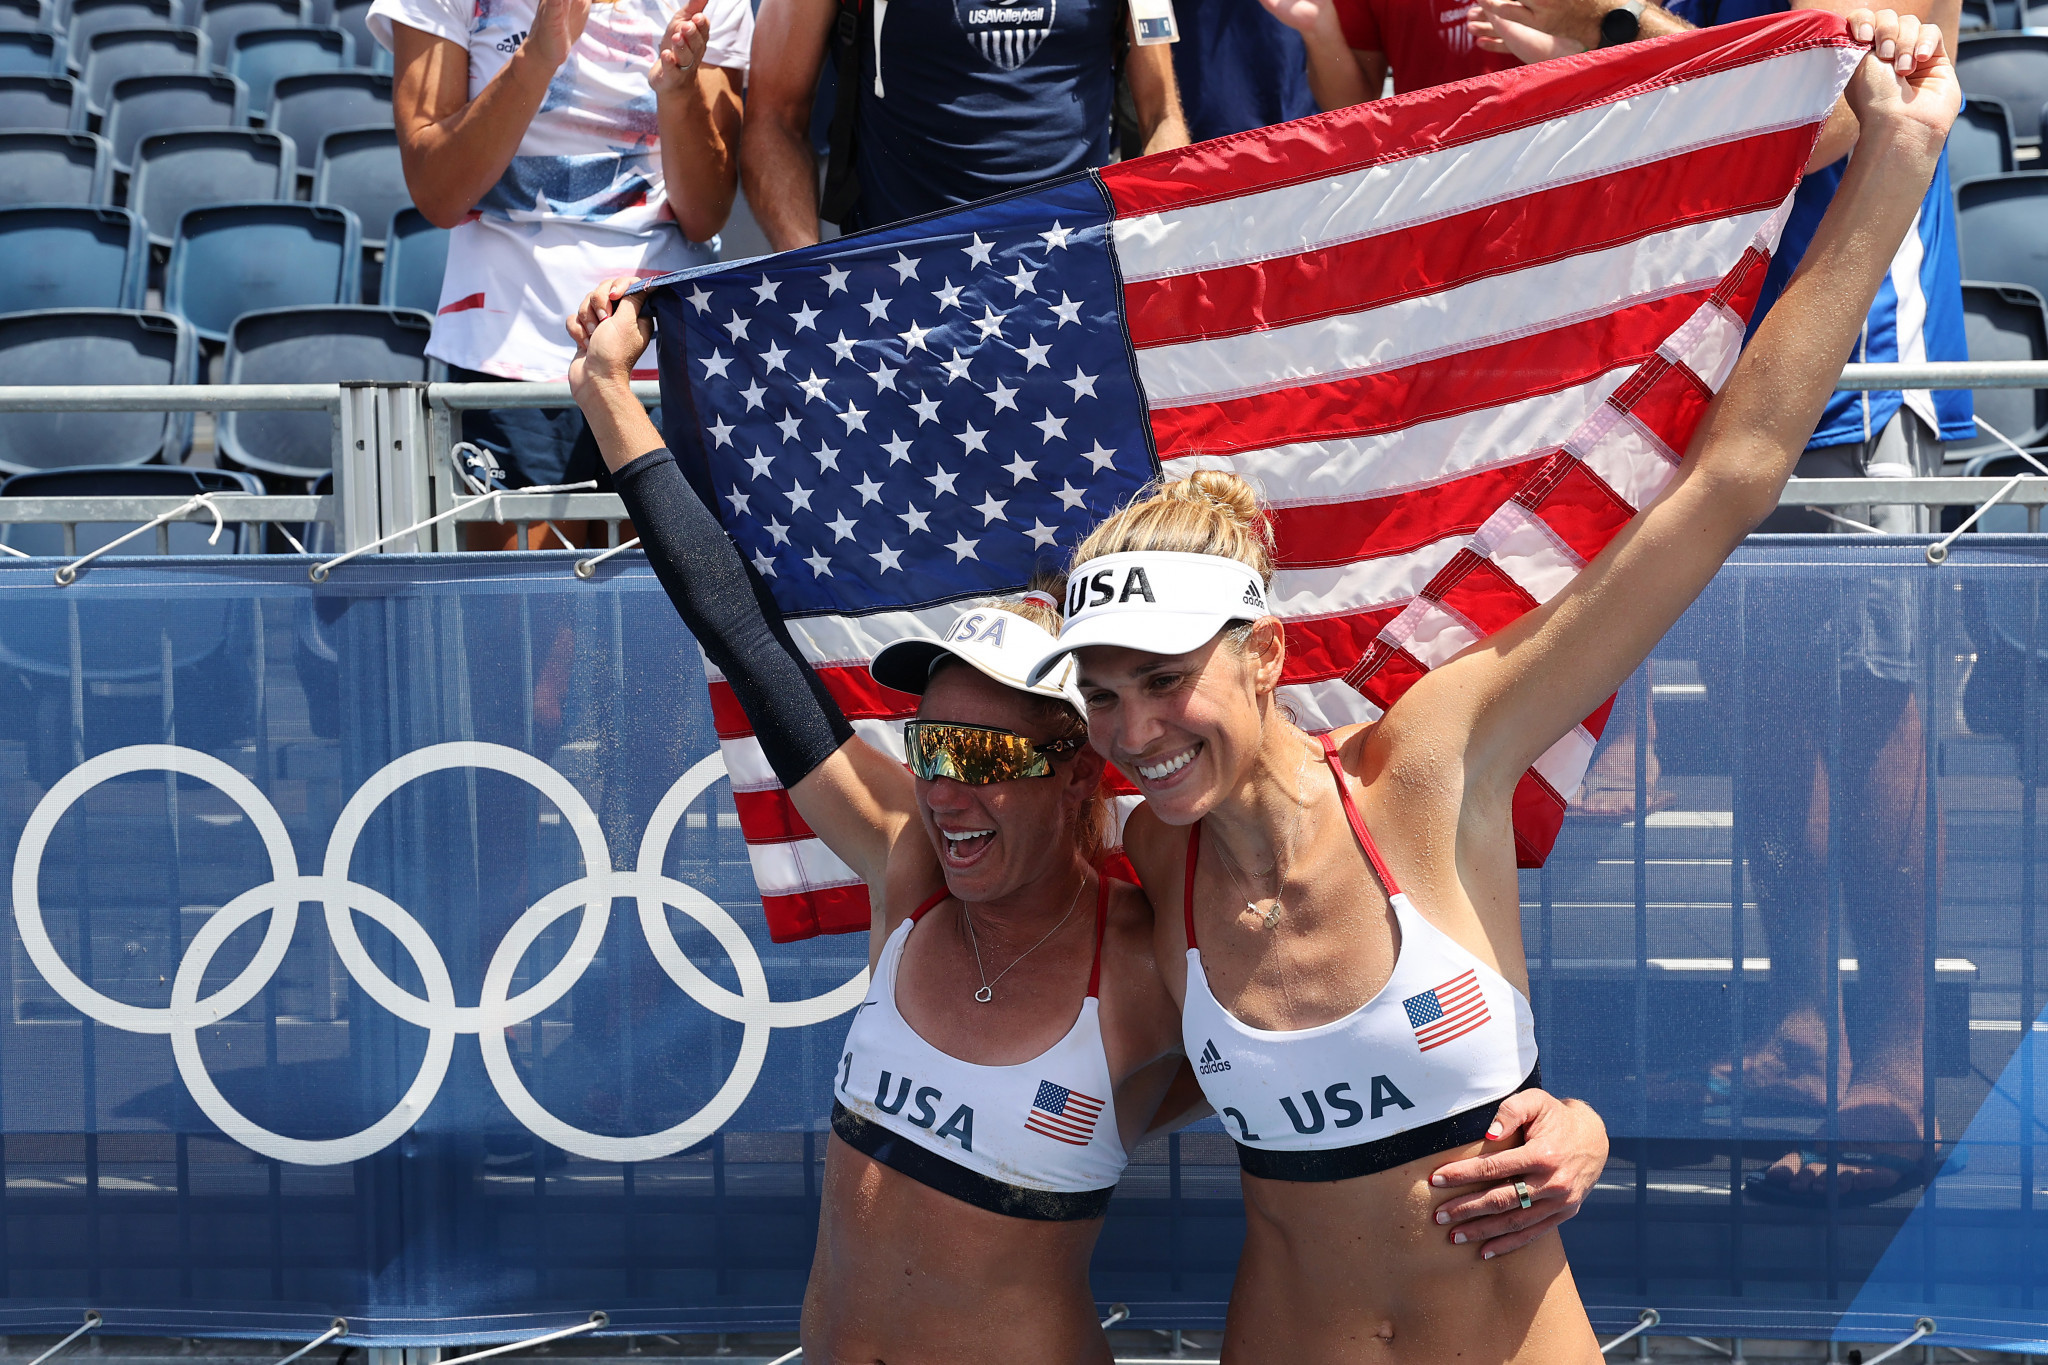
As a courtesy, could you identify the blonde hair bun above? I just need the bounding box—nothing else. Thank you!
[1070,470,1274,583]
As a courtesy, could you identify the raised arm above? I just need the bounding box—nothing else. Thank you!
[567,280,922,892]
[1125,38,1191,154]
[737,0,835,251]
[1417,11,1958,789]
[649,0,746,244]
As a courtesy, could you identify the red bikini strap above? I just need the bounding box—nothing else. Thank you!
[1182,823,1202,951]
[1317,731,1402,899]
[907,887,950,923]
[1086,873,1111,998]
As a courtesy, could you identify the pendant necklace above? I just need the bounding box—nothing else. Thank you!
[1214,737,1310,930]
[961,873,1088,1003]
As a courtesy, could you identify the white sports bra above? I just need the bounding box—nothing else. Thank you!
[830,877,1127,1220]
[1180,733,1539,1182]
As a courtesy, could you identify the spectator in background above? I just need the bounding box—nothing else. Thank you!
[1256,0,1515,109]
[1473,0,1970,1205]
[375,0,751,544]
[1169,0,1316,140]
[742,0,1189,250]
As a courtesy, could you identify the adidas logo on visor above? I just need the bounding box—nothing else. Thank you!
[1241,581,1264,610]
[1197,1039,1232,1075]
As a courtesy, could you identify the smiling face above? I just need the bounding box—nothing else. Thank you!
[914,664,1104,904]
[1075,620,1284,826]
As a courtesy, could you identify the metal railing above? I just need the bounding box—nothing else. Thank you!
[0,366,2040,563]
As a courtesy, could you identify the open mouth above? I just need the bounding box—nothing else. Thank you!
[940,827,995,866]
[1133,743,1200,789]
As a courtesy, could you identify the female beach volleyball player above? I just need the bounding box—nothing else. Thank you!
[1021,11,1959,1360]
[564,291,1610,1359]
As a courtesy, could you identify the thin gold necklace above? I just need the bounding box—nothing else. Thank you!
[1212,736,1310,930]
[960,873,1089,1003]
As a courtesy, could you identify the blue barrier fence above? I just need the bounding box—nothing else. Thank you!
[0,539,2043,1350]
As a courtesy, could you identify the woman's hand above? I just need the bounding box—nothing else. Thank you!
[1426,1089,1609,1259]
[522,0,595,71]
[1253,0,1341,37]
[567,274,654,403]
[649,0,711,96]
[1466,0,1584,61]
[1842,8,1960,145]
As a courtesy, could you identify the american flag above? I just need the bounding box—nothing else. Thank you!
[649,13,1859,943]
[1403,969,1493,1052]
[1024,1079,1107,1146]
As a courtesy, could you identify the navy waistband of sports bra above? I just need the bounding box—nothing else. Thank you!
[1232,1065,1542,1183]
[830,1101,1116,1221]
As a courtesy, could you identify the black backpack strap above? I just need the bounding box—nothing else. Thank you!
[820,0,866,227]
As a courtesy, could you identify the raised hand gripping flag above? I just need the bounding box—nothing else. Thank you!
[650,13,1861,943]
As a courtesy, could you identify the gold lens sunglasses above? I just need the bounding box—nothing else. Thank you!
[902,721,1086,785]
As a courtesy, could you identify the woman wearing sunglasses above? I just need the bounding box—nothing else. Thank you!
[566,273,1613,1359]
[1024,12,1957,1361]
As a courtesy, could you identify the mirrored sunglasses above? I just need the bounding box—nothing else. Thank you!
[902,721,1085,785]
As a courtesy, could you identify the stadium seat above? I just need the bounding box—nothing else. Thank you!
[63,0,178,65]
[0,0,52,32]
[0,29,61,71]
[1955,282,2048,468]
[0,128,109,205]
[1956,33,2048,143]
[379,205,446,311]
[217,304,432,476]
[1957,172,2048,307]
[0,204,145,313]
[268,68,388,173]
[227,23,345,112]
[0,464,265,558]
[127,125,291,248]
[313,124,404,244]
[163,199,359,340]
[79,24,208,112]
[100,69,243,173]
[193,0,305,56]
[1951,97,2016,184]
[328,0,376,67]
[0,309,196,474]
[0,73,87,128]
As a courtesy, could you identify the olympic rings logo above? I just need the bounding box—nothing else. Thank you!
[9,743,869,1167]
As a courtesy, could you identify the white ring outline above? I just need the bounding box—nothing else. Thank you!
[9,743,870,1165]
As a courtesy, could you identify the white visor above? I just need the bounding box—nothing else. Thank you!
[1024,551,1271,687]
[871,605,1086,716]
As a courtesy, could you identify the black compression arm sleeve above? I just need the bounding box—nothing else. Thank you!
[614,447,855,788]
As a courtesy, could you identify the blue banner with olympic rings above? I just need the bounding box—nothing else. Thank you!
[0,544,2043,1351]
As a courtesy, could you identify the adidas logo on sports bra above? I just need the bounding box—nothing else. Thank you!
[1197,1039,1232,1075]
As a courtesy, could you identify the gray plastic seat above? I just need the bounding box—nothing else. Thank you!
[127,125,292,247]
[79,24,207,112]
[194,0,305,56]
[0,464,265,558]
[0,0,51,32]
[164,199,359,340]
[313,123,404,249]
[0,204,144,312]
[101,69,242,172]
[0,73,87,128]
[63,0,176,64]
[268,67,387,171]
[227,23,344,112]
[218,304,431,476]
[0,29,61,71]
[1951,97,2016,185]
[1955,282,2048,472]
[1957,172,2048,308]
[329,0,373,65]
[0,129,109,205]
[0,309,196,473]
[1957,33,2048,142]
[379,205,445,311]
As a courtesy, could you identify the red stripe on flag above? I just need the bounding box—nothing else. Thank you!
[1511,768,1568,869]
[760,882,871,943]
[1528,458,1640,565]
[1281,607,1410,684]
[1434,557,1542,640]
[1123,129,1814,350]
[1267,459,1548,570]
[1096,12,1849,216]
[1147,286,1716,461]
[731,788,816,843]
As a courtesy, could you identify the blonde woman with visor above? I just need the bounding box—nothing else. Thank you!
[563,272,1612,1360]
[1027,12,1959,1360]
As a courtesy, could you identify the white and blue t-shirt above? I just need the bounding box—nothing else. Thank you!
[1668,0,1972,449]
[368,0,752,379]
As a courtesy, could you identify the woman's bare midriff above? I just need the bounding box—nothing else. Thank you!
[801,1133,1114,1365]
[1222,1139,1601,1365]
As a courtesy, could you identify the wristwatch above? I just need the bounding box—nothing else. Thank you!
[1598,0,1644,46]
